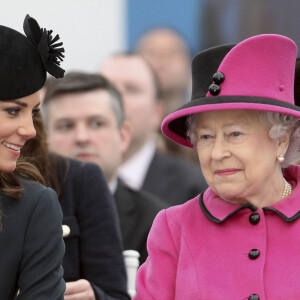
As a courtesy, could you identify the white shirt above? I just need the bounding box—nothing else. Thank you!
[118,140,156,190]
[108,179,118,195]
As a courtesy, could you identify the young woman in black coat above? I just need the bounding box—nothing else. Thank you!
[0,15,66,299]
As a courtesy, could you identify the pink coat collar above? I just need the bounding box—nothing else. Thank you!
[200,165,300,223]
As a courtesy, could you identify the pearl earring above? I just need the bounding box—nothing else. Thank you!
[278,154,285,163]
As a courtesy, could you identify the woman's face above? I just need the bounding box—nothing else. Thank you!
[0,92,40,172]
[195,110,288,204]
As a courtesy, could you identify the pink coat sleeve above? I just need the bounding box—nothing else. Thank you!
[133,209,178,300]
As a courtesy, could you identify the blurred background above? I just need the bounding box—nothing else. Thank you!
[2,0,300,73]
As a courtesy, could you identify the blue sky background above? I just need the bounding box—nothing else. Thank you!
[127,0,202,56]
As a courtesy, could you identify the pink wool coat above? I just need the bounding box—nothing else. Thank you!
[133,165,300,300]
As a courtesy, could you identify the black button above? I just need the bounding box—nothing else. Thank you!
[249,249,260,260]
[208,83,221,95]
[213,72,225,84]
[249,294,260,300]
[249,213,260,225]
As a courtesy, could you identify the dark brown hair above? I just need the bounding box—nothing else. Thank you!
[0,159,45,199]
[21,111,68,197]
[43,72,125,128]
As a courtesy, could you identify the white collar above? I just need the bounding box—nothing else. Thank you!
[117,140,156,190]
[108,178,118,195]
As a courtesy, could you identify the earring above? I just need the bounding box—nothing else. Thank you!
[278,154,285,163]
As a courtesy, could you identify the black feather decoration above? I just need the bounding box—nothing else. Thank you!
[23,14,65,78]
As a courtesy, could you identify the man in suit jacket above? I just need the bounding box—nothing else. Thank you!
[115,180,166,263]
[143,151,207,205]
[101,54,207,205]
[134,28,201,164]
[42,72,167,265]
[52,156,130,299]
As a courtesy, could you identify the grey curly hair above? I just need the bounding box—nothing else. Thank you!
[186,111,300,168]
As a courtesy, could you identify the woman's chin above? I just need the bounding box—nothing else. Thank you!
[222,196,248,206]
[0,162,17,173]
[214,187,246,205]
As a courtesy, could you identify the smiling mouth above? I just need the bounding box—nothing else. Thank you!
[215,169,241,176]
[2,142,22,151]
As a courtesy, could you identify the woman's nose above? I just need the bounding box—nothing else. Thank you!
[17,117,36,140]
[211,136,230,161]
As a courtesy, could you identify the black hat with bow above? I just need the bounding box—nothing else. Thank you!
[0,14,65,100]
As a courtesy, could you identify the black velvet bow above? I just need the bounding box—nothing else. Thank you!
[23,14,65,78]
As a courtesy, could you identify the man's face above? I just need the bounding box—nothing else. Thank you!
[101,56,161,152]
[136,29,191,95]
[45,89,129,182]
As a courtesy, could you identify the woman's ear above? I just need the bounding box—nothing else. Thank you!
[277,130,292,157]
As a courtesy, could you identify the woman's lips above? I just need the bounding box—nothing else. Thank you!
[2,141,23,157]
[214,169,241,176]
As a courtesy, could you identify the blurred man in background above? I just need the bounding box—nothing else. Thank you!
[134,27,191,115]
[101,54,207,205]
[43,72,167,264]
[134,28,199,161]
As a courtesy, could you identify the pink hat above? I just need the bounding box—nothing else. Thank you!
[161,34,300,148]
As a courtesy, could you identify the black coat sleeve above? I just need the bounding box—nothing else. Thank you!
[17,187,65,300]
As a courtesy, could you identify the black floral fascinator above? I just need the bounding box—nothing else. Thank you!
[0,14,65,100]
[23,14,65,79]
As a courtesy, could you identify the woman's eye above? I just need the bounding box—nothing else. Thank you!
[32,108,40,117]
[197,134,214,148]
[200,135,211,140]
[231,131,242,137]
[5,108,20,116]
[228,131,246,143]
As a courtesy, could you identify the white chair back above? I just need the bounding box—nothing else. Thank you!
[123,250,140,298]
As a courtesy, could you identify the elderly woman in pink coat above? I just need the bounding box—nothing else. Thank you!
[133,34,300,300]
